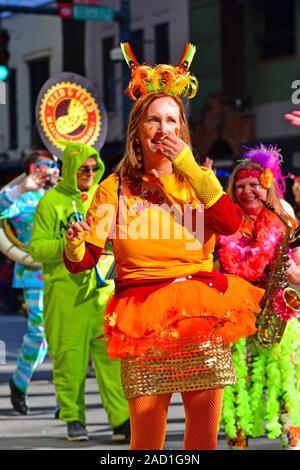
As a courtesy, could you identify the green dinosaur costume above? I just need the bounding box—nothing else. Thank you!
[30,143,128,427]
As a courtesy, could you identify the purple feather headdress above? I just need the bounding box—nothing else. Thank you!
[241,144,287,197]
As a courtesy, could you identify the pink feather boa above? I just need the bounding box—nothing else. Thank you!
[219,209,284,283]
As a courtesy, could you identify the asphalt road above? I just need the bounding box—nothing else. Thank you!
[0,313,293,455]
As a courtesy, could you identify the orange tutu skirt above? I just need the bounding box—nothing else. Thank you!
[104,275,264,359]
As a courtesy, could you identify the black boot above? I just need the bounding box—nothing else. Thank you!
[54,405,60,419]
[9,378,28,415]
[112,418,131,443]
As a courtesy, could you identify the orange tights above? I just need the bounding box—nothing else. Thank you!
[128,388,224,450]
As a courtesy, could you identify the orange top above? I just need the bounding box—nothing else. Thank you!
[86,173,216,279]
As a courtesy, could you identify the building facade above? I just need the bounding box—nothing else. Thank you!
[189,0,300,199]
[0,5,62,167]
[0,0,189,177]
[1,0,299,201]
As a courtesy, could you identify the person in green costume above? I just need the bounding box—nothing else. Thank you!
[30,142,129,442]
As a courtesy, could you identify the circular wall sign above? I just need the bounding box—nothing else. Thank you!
[36,72,108,158]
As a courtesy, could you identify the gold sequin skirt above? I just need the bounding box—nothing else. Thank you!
[121,335,236,399]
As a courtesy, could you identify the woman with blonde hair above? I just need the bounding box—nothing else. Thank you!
[218,145,300,449]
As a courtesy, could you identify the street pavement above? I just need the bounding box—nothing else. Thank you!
[0,313,290,451]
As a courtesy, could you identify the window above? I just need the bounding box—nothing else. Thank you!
[257,0,295,59]
[28,57,49,138]
[8,68,17,149]
[131,29,144,64]
[155,23,169,64]
[102,36,115,112]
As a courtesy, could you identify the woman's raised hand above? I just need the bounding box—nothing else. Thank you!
[161,133,189,161]
[284,111,300,128]
[66,216,93,241]
[286,254,300,285]
[203,156,214,170]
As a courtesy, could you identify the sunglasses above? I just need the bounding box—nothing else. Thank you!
[35,161,59,169]
[78,165,100,174]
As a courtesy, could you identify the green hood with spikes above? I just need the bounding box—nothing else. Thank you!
[56,142,105,196]
[30,141,106,275]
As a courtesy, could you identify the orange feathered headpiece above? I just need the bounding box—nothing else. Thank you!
[120,42,199,101]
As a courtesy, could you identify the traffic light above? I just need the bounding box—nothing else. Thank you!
[0,29,10,81]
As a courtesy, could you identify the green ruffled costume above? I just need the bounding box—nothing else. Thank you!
[221,319,300,440]
[218,209,300,442]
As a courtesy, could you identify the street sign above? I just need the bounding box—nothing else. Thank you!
[58,3,72,20]
[73,0,102,4]
[73,5,115,22]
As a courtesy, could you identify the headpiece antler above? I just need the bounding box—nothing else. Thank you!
[120,42,198,100]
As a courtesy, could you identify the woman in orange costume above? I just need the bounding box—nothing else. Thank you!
[63,44,263,450]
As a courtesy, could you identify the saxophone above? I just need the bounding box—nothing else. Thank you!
[256,200,300,348]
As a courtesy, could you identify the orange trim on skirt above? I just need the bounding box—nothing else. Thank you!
[104,275,264,359]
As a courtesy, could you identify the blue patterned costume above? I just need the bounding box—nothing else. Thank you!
[0,186,47,393]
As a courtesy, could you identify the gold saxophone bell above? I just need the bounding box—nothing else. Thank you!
[255,200,300,348]
[283,287,300,311]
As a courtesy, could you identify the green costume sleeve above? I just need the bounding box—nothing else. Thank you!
[30,197,65,263]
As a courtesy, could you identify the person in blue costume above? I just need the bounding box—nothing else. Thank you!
[0,149,60,415]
